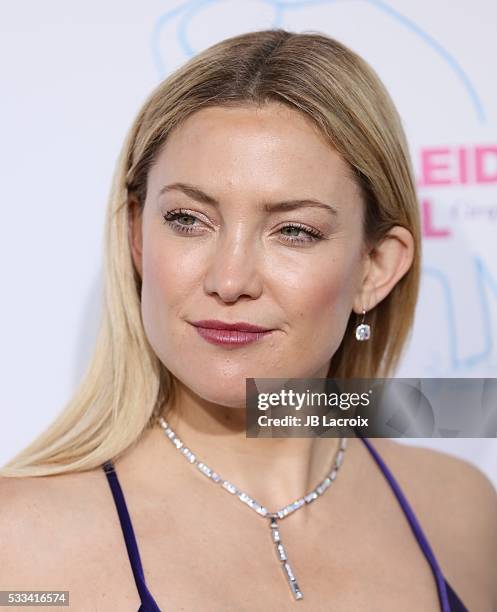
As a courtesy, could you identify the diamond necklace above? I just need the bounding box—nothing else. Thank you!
[158,415,347,602]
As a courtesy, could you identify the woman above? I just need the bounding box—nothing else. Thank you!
[1,29,496,611]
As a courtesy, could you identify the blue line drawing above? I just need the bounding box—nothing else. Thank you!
[423,256,495,372]
[151,0,486,123]
[361,0,485,123]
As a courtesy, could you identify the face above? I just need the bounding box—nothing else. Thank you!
[129,103,369,408]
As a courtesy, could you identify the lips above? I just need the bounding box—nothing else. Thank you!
[190,319,273,332]
[189,319,274,346]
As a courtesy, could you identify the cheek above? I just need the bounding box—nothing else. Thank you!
[140,237,189,344]
[141,229,199,303]
[285,254,359,350]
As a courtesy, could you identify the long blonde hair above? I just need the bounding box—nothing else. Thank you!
[1,29,421,477]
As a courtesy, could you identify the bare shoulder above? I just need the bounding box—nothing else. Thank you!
[0,468,109,586]
[372,439,497,610]
[0,467,104,520]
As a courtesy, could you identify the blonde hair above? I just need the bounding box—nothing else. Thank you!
[1,29,421,477]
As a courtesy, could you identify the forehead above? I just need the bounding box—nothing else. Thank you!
[147,103,360,205]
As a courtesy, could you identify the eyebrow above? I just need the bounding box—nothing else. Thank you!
[158,182,338,216]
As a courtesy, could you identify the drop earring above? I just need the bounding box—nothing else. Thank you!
[355,308,371,341]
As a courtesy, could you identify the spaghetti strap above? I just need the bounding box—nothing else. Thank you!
[358,437,469,612]
[102,460,161,611]
[102,442,469,612]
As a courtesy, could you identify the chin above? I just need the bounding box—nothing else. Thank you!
[192,383,249,410]
[170,364,250,407]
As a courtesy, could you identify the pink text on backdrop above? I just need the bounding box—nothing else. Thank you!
[421,199,451,238]
[417,146,497,186]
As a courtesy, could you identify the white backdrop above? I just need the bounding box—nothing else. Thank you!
[1,1,496,486]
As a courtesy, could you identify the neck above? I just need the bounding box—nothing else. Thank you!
[139,381,351,511]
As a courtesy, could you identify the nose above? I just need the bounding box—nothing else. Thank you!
[203,227,263,302]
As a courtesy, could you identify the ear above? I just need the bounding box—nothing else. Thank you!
[128,196,143,279]
[353,225,415,314]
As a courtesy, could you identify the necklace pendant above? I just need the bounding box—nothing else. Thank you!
[158,418,347,604]
[269,518,303,601]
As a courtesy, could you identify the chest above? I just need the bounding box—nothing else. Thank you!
[92,494,443,612]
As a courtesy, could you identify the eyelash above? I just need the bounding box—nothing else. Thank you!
[161,209,325,245]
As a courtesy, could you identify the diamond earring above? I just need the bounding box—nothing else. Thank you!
[355,308,371,341]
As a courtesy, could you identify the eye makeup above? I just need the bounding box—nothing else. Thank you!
[161,209,327,246]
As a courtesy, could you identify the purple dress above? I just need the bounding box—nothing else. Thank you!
[102,437,469,611]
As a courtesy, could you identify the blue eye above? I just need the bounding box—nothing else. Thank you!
[162,210,198,234]
[162,209,325,246]
[279,223,324,245]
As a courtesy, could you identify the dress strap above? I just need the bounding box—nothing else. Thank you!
[102,460,161,611]
[102,443,468,612]
[358,437,453,612]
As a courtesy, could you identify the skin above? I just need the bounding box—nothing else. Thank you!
[127,102,414,508]
[2,102,496,611]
